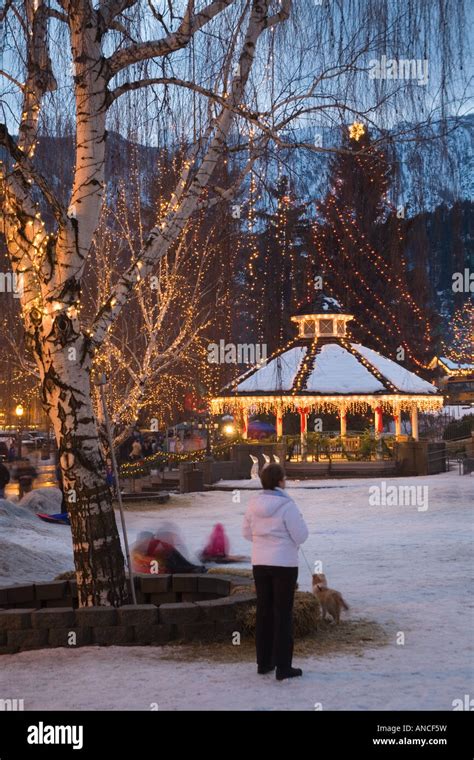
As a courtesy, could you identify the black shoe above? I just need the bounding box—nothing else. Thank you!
[257,665,275,675]
[276,667,303,681]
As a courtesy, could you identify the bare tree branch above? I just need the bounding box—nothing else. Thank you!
[107,0,234,75]
[0,124,69,226]
[99,0,139,29]
[0,70,25,91]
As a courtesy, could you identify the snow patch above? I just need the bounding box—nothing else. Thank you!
[352,344,439,393]
[306,344,385,393]
[237,346,306,392]
[19,487,63,515]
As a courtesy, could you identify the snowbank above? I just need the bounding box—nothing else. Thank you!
[19,487,63,515]
[0,496,73,585]
[0,498,41,529]
[0,539,73,585]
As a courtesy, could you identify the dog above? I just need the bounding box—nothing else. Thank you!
[312,573,349,624]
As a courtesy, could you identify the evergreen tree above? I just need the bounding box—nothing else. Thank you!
[247,175,311,354]
[441,301,474,365]
[314,124,433,368]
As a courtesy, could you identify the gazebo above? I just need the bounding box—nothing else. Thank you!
[211,295,443,452]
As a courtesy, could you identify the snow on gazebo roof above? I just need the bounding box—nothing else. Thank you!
[231,343,437,396]
[212,296,443,415]
[292,293,345,316]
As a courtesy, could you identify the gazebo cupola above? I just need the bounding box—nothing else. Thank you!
[290,293,354,340]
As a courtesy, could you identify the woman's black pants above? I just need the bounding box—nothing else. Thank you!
[253,565,298,669]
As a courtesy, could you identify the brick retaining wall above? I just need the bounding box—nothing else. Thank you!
[0,574,256,654]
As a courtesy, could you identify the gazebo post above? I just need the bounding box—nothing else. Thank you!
[410,404,419,441]
[339,405,347,438]
[374,406,383,438]
[241,408,249,440]
[374,405,383,460]
[298,407,308,461]
[393,403,402,439]
[276,402,283,440]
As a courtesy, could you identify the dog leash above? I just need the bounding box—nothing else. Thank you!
[299,546,314,577]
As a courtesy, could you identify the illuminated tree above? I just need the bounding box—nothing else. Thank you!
[247,175,311,353]
[314,125,433,369]
[441,301,474,365]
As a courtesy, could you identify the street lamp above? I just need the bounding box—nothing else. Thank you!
[15,404,24,460]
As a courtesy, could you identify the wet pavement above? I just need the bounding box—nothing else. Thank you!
[3,456,57,500]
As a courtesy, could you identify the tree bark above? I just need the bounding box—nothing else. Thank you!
[39,333,129,607]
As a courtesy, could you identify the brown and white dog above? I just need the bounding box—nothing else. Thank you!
[312,573,349,624]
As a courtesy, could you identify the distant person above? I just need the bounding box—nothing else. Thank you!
[105,458,116,496]
[131,531,205,575]
[55,455,67,514]
[200,523,230,562]
[130,439,142,462]
[243,462,308,681]
[0,462,10,498]
[8,443,16,462]
[14,462,38,499]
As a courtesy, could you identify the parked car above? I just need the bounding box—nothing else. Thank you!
[21,433,38,447]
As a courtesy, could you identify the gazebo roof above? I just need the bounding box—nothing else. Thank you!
[226,341,439,397]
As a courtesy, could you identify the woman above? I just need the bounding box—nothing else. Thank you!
[243,462,308,681]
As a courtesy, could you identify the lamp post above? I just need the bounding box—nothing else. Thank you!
[205,417,212,456]
[15,404,24,460]
[198,415,218,457]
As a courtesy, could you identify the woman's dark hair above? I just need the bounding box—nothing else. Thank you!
[260,462,285,490]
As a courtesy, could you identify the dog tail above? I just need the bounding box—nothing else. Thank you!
[340,596,349,611]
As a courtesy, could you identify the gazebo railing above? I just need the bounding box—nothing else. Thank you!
[283,432,395,462]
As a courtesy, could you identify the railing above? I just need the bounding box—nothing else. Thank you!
[284,432,395,462]
[119,440,235,479]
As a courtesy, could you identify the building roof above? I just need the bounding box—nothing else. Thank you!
[436,356,474,372]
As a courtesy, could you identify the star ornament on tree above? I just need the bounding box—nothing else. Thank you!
[349,121,366,141]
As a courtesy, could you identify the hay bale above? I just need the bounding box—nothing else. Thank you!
[208,567,253,578]
[236,591,320,639]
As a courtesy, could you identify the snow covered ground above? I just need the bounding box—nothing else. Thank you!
[0,471,472,711]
